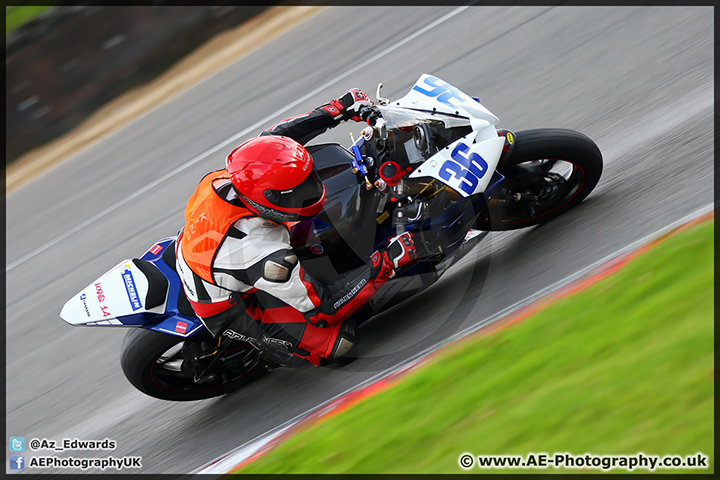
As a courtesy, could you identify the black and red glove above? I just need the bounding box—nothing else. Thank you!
[322,88,373,122]
[371,232,417,282]
[387,232,416,269]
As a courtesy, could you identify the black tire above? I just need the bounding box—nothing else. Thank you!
[120,328,268,401]
[476,128,602,231]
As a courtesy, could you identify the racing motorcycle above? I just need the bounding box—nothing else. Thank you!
[60,75,603,401]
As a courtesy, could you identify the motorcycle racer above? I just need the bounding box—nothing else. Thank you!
[176,89,417,368]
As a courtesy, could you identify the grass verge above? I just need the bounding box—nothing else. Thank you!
[236,217,713,474]
[6,6,52,36]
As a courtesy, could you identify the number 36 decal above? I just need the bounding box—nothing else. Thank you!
[438,142,489,195]
[412,75,467,110]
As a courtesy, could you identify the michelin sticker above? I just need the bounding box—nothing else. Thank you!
[122,265,142,311]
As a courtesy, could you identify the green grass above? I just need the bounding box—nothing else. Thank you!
[237,218,714,474]
[6,6,53,36]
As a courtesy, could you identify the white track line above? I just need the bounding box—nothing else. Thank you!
[195,202,713,474]
[5,6,470,274]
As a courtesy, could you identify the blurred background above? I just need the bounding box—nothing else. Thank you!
[6,4,271,164]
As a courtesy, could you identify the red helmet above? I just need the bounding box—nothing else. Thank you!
[226,135,326,222]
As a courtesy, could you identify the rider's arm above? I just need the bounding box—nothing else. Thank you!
[293,247,402,328]
[223,220,414,328]
[261,89,372,145]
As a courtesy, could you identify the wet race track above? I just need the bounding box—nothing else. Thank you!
[5,6,713,474]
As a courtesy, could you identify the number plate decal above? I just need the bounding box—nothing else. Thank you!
[410,133,505,196]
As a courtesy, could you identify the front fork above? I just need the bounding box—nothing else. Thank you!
[180,336,227,383]
[483,128,550,218]
[497,128,516,164]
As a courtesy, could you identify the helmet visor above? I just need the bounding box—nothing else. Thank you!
[263,168,324,210]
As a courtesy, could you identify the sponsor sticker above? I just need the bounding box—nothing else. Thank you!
[175,321,188,334]
[310,244,324,255]
[79,293,91,317]
[95,283,112,318]
[121,267,142,311]
[333,278,367,309]
[264,335,293,349]
[223,329,259,346]
[149,244,163,255]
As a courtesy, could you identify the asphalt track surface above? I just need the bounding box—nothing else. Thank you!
[6,6,713,475]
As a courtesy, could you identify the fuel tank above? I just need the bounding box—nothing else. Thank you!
[290,143,383,285]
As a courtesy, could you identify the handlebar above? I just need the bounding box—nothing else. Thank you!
[359,105,381,124]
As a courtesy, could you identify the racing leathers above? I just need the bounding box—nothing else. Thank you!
[176,91,416,366]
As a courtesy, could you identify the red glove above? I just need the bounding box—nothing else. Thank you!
[322,89,373,122]
[387,232,416,270]
[371,232,417,282]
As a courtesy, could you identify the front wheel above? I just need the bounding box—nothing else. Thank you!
[476,128,603,231]
[120,328,268,401]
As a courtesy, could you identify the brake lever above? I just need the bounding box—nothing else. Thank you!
[376,82,390,105]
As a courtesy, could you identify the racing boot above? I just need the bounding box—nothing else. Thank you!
[327,317,359,366]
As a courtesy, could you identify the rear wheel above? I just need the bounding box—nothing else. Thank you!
[476,128,602,231]
[120,328,268,401]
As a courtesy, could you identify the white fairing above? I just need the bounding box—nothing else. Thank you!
[60,260,167,326]
[396,74,505,197]
[393,74,500,125]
